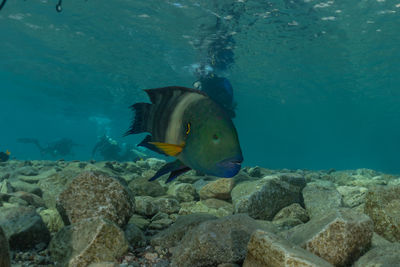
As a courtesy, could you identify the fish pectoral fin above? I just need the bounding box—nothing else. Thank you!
[148,159,190,182]
[148,142,184,156]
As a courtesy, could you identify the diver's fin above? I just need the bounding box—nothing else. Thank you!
[124,103,152,135]
[149,142,184,157]
[149,160,190,182]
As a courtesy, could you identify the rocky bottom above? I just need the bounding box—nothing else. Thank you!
[0,159,399,267]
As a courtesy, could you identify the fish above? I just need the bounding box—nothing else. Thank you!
[125,86,243,182]
[0,150,10,162]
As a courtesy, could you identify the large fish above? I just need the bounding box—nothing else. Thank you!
[125,86,243,182]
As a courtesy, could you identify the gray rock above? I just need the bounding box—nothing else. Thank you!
[0,179,13,194]
[243,230,333,267]
[10,180,42,196]
[283,209,373,266]
[371,232,392,249]
[124,223,146,247]
[11,191,46,208]
[364,185,400,242]
[39,208,65,233]
[302,182,342,218]
[232,173,306,220]
[0,226,10,267]
[179,199,233,218]
[170,214,271,267]
[0,204,50,250]
[153,197,180,214]
[353,243,400,267]
[128,177,166,197]
[49,217,128,266]
[57,171,134,228]
[273,203,309,223]
[135,196,159,217]
[167,183,198,202]
[151,213,217,248]
[336,186,367,208]
[127,214,150,230]
[38,170,78,209]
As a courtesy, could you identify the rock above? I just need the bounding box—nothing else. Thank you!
[336,186,367,208]
[10,180,42,196]
[135,196,159,217]
[39,208,65,233]
[179,199,233,218]
[170,214,271,267]
[364,185,400,242]
[11,191,46,208]
[353,243,400,267]
[38,170,78,208]
[124,223,146,246]
[127,214,150,230]
[0,179,13,194]
[302,182,342,218]
[0,204,50,250]
[243,230,333,267]
[167,183,198,202]
[153,197,180,214]
[371,232,392,249]
[57,171,134,227]
[128,177,166,197]
[232,173,306,220]
[284,209,373,266]
[273,203,309,223]
[0,226,10,267]
[88,262,118,267]
[49,217,128,266]
[199,178,234,200]
[218,264,240,267]
[151,213,217,248]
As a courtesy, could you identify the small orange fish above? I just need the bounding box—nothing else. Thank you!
[6,150,10,156]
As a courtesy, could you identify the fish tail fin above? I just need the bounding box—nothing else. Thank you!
[124,103,152,135]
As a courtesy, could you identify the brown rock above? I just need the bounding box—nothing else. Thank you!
[364,185,400,242]
[57,171,134,227]
[243,230,333,267]
[285,209,373,266]
[199,178,234,200]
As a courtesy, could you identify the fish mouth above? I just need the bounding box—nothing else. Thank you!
[216,155,243,177]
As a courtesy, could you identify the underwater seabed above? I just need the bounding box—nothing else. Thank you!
[0,159,399,267]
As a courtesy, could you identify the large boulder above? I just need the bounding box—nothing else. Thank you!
[354,243,400,267]
[49,217,128,267]
[302,181,342,218]
[0,204,50,250]
[243,230,333,267]
[0,226,10,267]
[151,213,217,248]
[56,171,134,227]
[283,209,373,266]
[364,185,400,242]
[232,173,306,220]
[170,214,273,267]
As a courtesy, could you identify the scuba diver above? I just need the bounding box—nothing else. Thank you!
[0,149,10,162]
[92,135,147,162]
[17,138,79,158]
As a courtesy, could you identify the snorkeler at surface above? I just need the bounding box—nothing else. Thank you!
[17,138,78,158]
[92,135,147,162]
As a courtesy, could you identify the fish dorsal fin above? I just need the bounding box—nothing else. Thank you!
[149,142,185,156]
[144,86,208,105]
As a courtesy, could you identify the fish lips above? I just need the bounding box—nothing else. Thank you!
[216,155,243,177]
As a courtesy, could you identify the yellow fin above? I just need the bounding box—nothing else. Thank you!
[6,150,10,156]
[149,142,184,156]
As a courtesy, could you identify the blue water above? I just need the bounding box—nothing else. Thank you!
[1,0,399,173]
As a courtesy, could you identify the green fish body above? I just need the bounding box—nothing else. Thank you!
[125,86,243,182]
